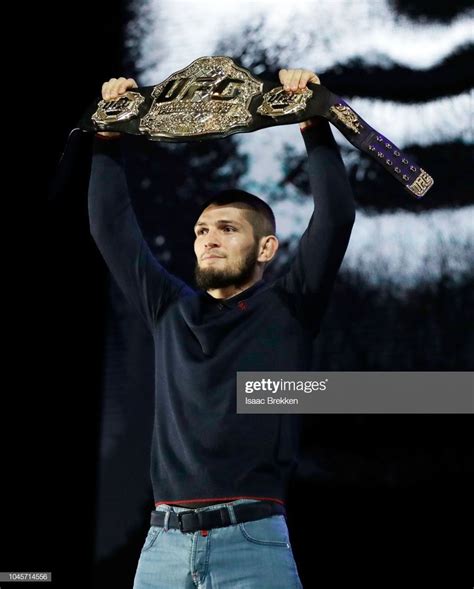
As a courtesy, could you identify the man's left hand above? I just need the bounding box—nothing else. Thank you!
[278,68,321,130]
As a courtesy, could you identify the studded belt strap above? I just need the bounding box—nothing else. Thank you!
[77,55,434,198]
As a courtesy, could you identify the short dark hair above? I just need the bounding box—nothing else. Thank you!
[198,189,276,241]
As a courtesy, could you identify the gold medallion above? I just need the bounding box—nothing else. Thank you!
[257,86,313,118]
[329,103,364,134]
[91,91,145,127]
[408,168,434,197]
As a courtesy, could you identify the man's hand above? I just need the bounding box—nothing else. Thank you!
[278,68,321,130]
[96,77,138,139]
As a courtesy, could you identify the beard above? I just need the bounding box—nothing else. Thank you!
[194,243,260,291]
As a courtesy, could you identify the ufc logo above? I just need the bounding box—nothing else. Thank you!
[160,76,245,102]
[104,97,129,112]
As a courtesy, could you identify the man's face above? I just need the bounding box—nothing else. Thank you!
[193,204,260,291]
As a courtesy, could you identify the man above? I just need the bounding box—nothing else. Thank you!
[88,68,356,588]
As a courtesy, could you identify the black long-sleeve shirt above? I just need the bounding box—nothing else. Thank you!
[88,121,355,507]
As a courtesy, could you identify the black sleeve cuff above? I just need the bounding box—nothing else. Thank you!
[300,118,338,150]
[92,134,123,156]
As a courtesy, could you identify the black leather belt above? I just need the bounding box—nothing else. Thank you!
[76,55,434,199]
[150,500,286,533]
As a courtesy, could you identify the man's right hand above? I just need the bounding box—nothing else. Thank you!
[96,77,138,139]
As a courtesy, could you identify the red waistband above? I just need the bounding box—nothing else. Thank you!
[155,495,285,507]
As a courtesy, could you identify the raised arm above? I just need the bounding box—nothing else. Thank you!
[274,68,356,333]
[88,78,194,330]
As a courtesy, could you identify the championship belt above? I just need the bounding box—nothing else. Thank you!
[78,55,434,198]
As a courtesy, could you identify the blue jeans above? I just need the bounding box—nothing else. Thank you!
[132,499,303,588]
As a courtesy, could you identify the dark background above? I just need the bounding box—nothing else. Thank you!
[4,1,472,588]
